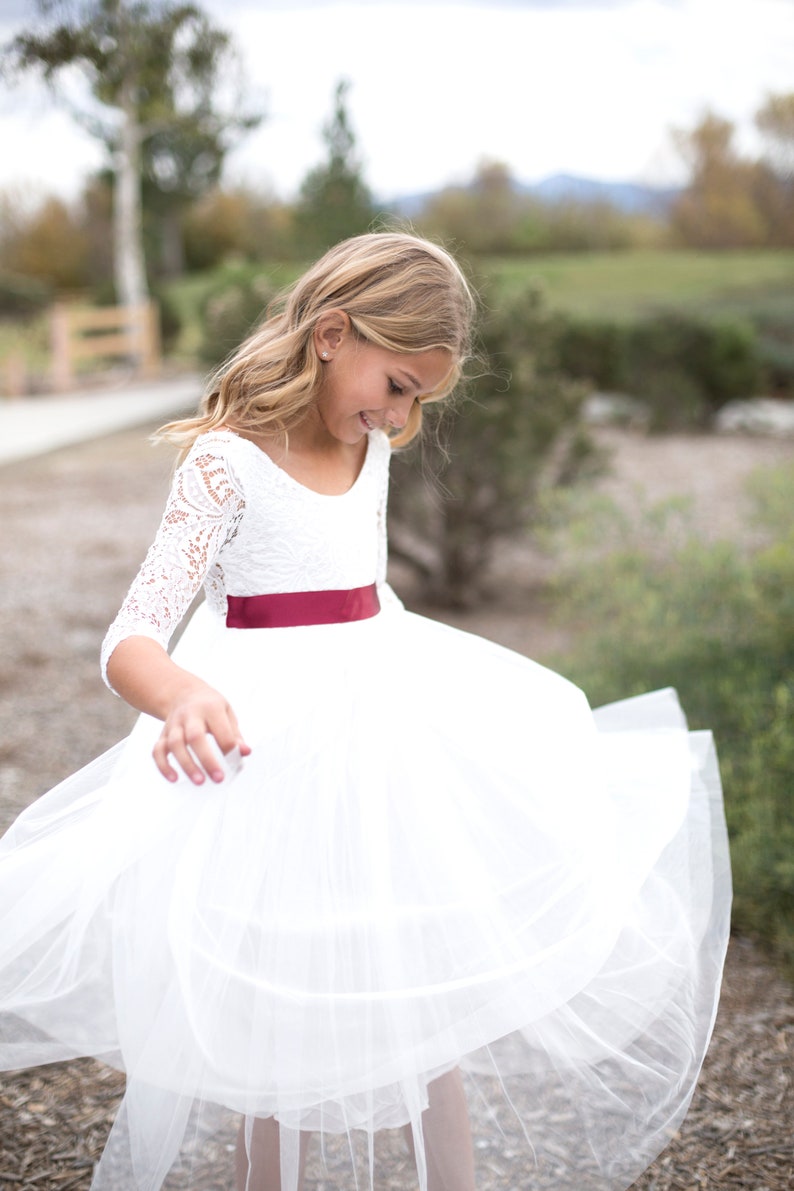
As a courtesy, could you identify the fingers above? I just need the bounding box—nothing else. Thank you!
[226,704,252,759]
[153,691,251,785]
[154,724,223,785]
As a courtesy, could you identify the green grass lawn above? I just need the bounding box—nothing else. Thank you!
[480,249,794,320]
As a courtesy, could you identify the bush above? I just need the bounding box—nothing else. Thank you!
[758,337,794,395]
[553,310,762,429]
[550,467,794,972]
[750,311,794,396]
[0,272,52,320]
[198,270,276,367]
[388,285,602,606]
[624,313,761,427]
[556,318,628,391]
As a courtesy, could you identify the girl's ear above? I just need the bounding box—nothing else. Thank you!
[314,309,351,361]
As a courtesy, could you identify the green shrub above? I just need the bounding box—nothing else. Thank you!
[550,310,762,429]
[751,311,794,396]
[198,271,276,367]
[556,318,628,390]
[696,317,761,404]
[388,285,602,606]
[550,466,794,972]
[0,272,53,320]
[624,313,761,428]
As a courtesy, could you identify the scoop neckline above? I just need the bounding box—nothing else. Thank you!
[211,427,377,498]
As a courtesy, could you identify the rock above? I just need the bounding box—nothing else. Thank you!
[583,391,649,428]
[715,398,794,437]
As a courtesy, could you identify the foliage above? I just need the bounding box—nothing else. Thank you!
[417,160,651,256]
[549,466,794,971]
[671,111,768,248]
[0,273,52,320]
[755,91,794,246]
[388,285,602,606]
[183,187,295,271]
[756,92,794,178]
[197,269,276,367]
[4,1,261,304]
[138,18,263,279]
[420,161,540,255]
[555,318,628,392]
[294,80,378,255]
[623,313,761,428]
[0,194,90,291]
[159,248,794,376]
[551,311,761,429]
[671,94,794,249]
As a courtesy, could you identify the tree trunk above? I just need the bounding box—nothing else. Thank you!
[113,74,148,331]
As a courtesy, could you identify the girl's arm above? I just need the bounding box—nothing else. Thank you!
[102,439,249,784]
[106,636,250,785]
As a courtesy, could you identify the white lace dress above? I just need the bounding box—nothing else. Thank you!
[0,429,731,1191]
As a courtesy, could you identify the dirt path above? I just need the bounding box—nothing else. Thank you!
[0,424,792,1188]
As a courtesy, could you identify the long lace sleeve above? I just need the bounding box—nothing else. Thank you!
[100,444,245,689]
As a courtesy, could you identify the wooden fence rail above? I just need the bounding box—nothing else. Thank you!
[50,302,160,391]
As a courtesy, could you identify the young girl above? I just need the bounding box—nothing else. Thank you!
[0,233,730,1191]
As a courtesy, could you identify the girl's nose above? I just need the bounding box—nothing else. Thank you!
[386,398,413,429]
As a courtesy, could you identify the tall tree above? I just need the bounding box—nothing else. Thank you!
[756,92,794,179]
[139,24,261,279]
[755,92,794,246]
[5,0,261,308]
[295,79,376,254]
[420,161,526,255]
[671,111,766,248]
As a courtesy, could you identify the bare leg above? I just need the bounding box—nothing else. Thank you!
[403,1068,477,1191]
[234,1117,310,1191]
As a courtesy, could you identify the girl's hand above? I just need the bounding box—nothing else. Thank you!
[105,637,251,786]
[153,680,252,785]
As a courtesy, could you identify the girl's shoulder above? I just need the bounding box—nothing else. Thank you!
[177,429,249,503]
[184,427,245,460]
[181,427,260,477]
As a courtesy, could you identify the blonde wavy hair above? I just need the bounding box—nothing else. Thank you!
[158,232,475,459]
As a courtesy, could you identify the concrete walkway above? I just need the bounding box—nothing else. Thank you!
[0,374,203,466]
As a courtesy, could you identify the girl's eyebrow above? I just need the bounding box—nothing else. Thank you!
[398,370,421,390]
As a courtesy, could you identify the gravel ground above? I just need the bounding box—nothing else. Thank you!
[0,421,792,1189]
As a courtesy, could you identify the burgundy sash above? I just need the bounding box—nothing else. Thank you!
[226,583,380,629]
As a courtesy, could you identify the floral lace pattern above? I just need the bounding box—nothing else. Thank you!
[101,430,392,687]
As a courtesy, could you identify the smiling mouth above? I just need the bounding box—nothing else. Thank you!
[360,412,377,431]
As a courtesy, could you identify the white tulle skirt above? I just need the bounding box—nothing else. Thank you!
[0,601,731,1190]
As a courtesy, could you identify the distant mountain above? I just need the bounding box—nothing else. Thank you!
[386,173,680,218]
[523,173,680,215]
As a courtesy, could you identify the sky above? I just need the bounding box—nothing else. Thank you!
[0,0,792,206]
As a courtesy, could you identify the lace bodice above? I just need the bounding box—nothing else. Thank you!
[101,429,392,684]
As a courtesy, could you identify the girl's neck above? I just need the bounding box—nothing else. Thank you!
[228,412,369,497]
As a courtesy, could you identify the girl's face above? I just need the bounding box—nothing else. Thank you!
[315,335,452,446]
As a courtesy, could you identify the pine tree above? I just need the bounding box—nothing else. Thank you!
[295,79,376,254]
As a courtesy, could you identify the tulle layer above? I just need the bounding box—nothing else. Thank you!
[0,603,731,1190]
